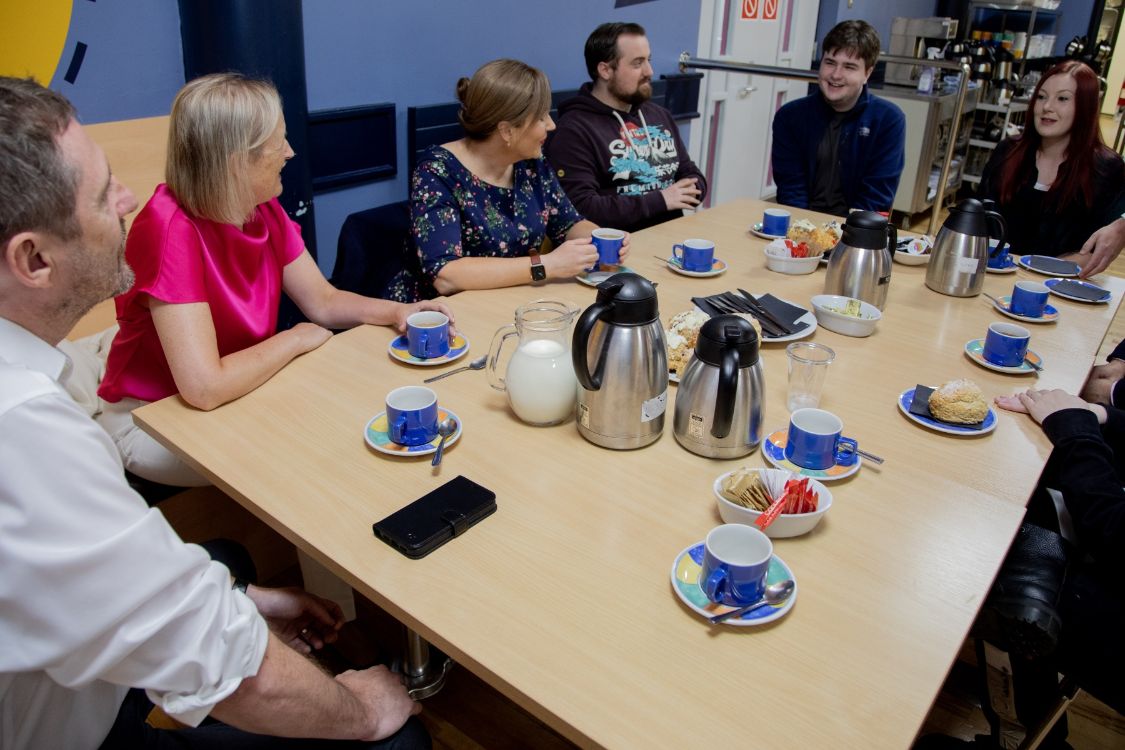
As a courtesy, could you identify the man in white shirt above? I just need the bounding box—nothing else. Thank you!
[0,77,427,749]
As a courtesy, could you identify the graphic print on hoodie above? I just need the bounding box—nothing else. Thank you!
[610,113,682,196]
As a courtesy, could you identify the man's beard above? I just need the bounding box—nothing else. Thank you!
[60,222,134,319]
[611,79,652,107]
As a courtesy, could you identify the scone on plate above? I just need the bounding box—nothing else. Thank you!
[665,309,709,378]
[928,379,988,424]
[787,219,817,244]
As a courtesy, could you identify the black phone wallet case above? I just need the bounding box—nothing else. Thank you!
[372,475,497,558]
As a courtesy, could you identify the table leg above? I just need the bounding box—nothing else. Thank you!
[402,627,453,699]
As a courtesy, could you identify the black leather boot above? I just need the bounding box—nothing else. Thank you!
[974,522,1069,660]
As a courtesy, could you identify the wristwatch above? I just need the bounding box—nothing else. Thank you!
[232,577,249,595]
[529,251,547,282]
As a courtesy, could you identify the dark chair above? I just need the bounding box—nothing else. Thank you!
[329,200,422,301]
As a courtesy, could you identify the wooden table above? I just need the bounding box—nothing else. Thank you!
[136,198,1123,749]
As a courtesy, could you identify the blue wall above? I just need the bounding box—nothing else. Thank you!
[47,0,700,274]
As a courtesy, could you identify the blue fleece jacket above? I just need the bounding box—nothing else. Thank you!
[771,86,905,214]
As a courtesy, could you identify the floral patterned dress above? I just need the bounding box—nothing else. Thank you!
[387,145,582,301]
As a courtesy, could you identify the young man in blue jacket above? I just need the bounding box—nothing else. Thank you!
[771,20,905,216]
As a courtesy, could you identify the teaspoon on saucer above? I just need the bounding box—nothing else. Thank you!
[709,579,795,624]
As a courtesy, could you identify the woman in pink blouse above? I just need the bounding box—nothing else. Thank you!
[98,74,453,485]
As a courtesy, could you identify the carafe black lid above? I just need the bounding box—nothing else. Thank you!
[594,272,659,324]
[841,211,889,250]
[695,315,759,366]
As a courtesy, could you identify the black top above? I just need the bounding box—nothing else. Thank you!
[1041,407,1125,576]
[809,111,849,216]
[979,139,1125,256]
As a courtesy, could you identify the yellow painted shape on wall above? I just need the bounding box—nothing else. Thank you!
[0,1,73,83]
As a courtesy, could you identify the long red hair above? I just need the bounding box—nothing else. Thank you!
[996,60,1110,212]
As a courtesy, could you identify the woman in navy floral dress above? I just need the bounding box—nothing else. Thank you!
[388,59,630,301]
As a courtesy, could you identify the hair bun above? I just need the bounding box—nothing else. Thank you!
[455,77,471,104]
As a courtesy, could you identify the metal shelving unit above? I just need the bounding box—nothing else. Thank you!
[962,100,1029,184]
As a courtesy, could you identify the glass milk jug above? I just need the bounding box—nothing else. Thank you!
[487,300,579,426]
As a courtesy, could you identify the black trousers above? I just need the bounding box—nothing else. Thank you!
[98,689,430,750]
[97,540,431,749]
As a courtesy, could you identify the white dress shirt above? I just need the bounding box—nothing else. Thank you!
[0,317,268,749]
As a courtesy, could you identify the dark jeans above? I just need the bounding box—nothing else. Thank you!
[98,689,430,749]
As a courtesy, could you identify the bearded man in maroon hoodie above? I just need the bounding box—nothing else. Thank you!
[546,22,707,233]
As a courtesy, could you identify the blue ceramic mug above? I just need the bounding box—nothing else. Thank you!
[784,408,857,470]
[762,208,791,236]
[406,311,450,359]
[386,386,439,446]
[589,228,625,272]
[700,524,773,607]
[1010,281,1050,318]
[983,322,1030,367]
[672,239,715,272]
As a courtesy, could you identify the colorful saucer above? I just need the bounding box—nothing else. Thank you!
[749,223,785,241]
[577,265,636,287]
[1043,278,1112,304]
[1017,255,1080,277]
[364,408,462,457]
[897,387,998,436]
[762,428,861,481]
[986,258,1018,274]
[670,542,797,626]
[991,295,1059,324]
[963,339,1042,374]
[388,334,469,366]
[667,257,728,278]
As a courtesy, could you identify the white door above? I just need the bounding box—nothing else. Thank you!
[688,0,820,208]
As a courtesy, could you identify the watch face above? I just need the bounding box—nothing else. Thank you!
[531,262,547,281]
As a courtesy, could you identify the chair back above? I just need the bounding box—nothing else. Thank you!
[330,201,419,300]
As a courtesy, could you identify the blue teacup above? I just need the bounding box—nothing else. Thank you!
[406,311,450,359]
[672,239,715,272]
[386,385,439,446]
[762,208,790,236]
[700,524,773,607]
[784,408,858,470]
[590,228,625,272]
[987,239,1011,269]
[1010,281,1050,318]
[983,322,1030,367]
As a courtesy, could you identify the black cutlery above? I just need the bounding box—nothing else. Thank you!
[697,294,785,337]
[736,289,795,335]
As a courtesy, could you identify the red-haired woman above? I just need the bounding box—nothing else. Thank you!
[980,60,1125,278]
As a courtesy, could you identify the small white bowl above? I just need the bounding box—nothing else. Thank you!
[713,468,832,538]
[763,240,821,275]
[893,236,934,266]
[810,294,882,337]
[894,249,931,266]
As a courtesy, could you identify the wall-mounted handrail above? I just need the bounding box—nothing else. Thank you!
[679,52,973,235]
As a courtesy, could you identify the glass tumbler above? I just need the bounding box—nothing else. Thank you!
[786,342,835,412]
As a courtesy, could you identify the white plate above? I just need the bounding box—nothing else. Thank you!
[1043,278,1111,304]
[749,223,785,241]
[670,542,797,626]
[986,260,1019,274]
[746,293,818,344]
[364,408,462,457]
[963,339,1043,374]
[897,387,998,436]
[577,265,636,287]
[1017,255,1080,277]
[990,294,1059,324]
[666,257,728,278]
[387,334,470,367]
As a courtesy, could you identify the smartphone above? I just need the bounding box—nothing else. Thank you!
[372,475,497,559]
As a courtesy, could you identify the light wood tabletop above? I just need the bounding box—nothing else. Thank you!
[136,198,1123,749]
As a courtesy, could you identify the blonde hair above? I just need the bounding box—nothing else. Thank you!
[165,73,282,225]
[456,59,551,141]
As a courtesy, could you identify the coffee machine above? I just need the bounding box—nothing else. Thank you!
[886,17,959,88]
